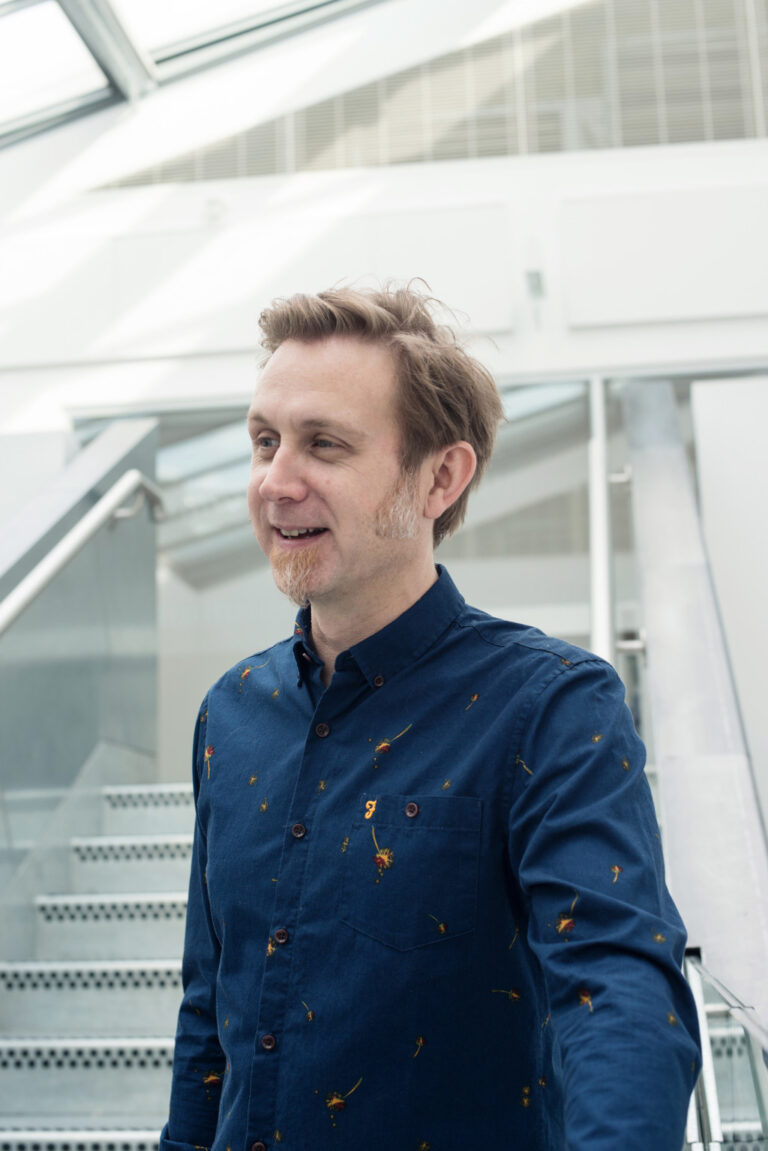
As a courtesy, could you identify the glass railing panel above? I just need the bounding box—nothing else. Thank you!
[0,422,159,913]
[688,960,768,1148]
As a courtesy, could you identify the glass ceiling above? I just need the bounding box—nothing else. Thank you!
[0,0,376,146]
[0,0,109,131]
[110,0,308,55]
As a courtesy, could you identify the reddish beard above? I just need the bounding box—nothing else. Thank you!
[270,541,322,606]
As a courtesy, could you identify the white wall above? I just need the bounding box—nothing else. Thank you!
[1,141,766,437]
[691,377,768,822]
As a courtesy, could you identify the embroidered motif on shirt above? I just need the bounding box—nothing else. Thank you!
[371,826,394,879]
[428,914,447,935]
[555,893,579,936]
[578,988,594,1012]
[465,692,479,710]
[369,724,413,767]
[516,751,533,776]
[413,1035,426,1057]
[325,1077,363,1125]
[591,731,604,744]
[301,1001,315,1022]
[610,864,624,884]
[509,924,520,949]
[204,745,214,780]
[492,988,522,1002]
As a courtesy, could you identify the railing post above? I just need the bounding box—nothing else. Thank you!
[588,375,614,662]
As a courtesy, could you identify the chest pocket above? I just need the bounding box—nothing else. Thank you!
[338,793,482,951]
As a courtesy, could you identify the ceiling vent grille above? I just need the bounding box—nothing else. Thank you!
[105,0,766,188]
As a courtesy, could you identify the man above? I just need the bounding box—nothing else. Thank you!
[160,285,701,1151]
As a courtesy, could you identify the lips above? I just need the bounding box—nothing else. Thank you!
[276,527,327,539]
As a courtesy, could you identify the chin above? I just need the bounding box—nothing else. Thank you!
[270,543,323,606]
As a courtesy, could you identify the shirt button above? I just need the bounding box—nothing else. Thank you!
[274,927,289,944]
[373,674,385,687]
[261,1033,277,1051]
[315,722,330,738]
[405,802,419,818]
[291,822,307,839]
[251,1143,267,1151]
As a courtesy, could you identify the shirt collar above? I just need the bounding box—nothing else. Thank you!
[292,565,464,689]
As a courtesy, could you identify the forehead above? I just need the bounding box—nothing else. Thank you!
[249,337,399,429]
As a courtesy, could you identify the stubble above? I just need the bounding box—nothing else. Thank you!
[269,469,422,606]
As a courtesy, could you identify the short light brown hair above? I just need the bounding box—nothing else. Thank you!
[257,283,503,545]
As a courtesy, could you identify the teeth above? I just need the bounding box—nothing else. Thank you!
[279,528,321,538]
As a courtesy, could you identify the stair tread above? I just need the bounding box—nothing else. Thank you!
[0,1037,174,1049]
[71,835,192,846]
[36,893,187,905]
[0,960,181,972]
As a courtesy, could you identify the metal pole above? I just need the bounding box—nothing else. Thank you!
[588,375,614,662]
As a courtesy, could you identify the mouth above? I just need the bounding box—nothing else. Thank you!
[273,527,328,540]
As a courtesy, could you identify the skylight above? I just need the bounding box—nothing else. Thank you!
[110,0,306,55]
[0,0,109,133]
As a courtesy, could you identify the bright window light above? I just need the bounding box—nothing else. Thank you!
[0,0,109,128]
[110,0,312,54]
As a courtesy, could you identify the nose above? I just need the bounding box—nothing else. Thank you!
[256,445,308,504]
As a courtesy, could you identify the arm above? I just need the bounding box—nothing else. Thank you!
[160,696,226,1151]
[508,657,701,1151]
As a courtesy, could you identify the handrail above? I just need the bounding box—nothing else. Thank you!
[690,956,768,1054]
[0,469,163,639]
[685,958,724,1148]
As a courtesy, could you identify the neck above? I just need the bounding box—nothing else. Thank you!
[310,561,438,685]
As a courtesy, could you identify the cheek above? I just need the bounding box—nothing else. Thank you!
[246,473,264,523]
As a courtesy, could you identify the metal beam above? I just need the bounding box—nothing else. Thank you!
[622,379,768,1035]
[58,0,157,101]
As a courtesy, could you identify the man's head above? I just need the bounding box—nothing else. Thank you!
[257,283,503,546]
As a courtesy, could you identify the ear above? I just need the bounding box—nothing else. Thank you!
[423,441,477,523]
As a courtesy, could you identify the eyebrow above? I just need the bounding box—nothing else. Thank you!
[247,412,364,441]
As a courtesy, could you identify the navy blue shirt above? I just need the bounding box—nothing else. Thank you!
[161,566,701,1151]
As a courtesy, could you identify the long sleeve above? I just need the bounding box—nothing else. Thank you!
[508,657,702,1151]
[160,696,226,1151]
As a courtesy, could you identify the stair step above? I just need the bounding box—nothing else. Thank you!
[0,961,182,1036]
[70,836,193,894]
[0,1131,160,1151]
[35,895,187,961]
[0,1039,172,1126]
[101,786,193,837]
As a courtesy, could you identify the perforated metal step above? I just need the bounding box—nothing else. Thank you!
[35,894,187,961]
[0,1039,172,1126]
[0,961,182,1036]
[101,785,193,837]
[0,1131,160,1151]
[70,836,193,894]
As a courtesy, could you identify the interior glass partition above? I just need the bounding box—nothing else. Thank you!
[0,420,159,909]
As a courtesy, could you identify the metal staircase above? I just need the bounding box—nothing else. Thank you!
[0,782,194,1146]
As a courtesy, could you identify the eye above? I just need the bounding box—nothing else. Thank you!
[252,434,279,455]
[312,438,339,450]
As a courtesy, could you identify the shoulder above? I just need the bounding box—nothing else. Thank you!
[206,635,296,703]
[455,599,605,674]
